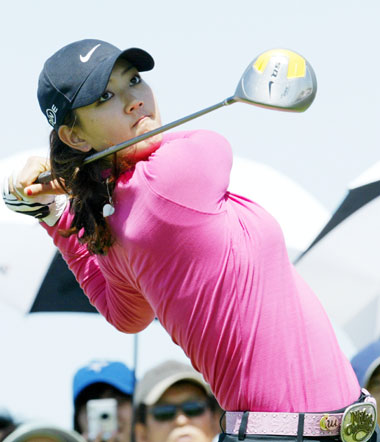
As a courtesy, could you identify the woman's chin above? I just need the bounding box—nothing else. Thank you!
[121,134,163,162]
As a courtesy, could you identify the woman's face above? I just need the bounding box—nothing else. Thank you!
[72,58,162,162]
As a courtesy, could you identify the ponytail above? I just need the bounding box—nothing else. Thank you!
[49,111,117,255]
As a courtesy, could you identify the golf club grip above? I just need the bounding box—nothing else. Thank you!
[36,170,53,184]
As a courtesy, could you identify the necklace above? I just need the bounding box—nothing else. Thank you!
[102,177,115,217]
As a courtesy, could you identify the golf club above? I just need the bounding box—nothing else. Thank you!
[37,48,317,183]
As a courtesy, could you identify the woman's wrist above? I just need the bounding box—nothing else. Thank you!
[40,194,68,226]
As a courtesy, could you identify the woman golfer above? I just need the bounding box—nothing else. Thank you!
[3,39,377,442]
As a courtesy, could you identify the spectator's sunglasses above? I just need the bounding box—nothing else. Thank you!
[149,400,209,422]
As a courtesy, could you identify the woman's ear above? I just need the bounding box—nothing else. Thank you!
[58,125,92,152]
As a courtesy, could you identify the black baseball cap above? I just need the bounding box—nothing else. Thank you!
[37,39,154,131]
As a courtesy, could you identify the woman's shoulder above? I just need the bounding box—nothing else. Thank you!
[116,129,230,186]
[162,129,228,145]
[114,128,232,212]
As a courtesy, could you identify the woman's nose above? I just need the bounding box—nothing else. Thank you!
[125,98,143,114]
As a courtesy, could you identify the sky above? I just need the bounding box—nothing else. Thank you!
[0,0,379,431]
[1,0,379,210]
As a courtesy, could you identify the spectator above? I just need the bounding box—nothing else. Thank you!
[134,360,222,442]
[2,421,85,442]
[73,360,134,441]
[351,339,380,424]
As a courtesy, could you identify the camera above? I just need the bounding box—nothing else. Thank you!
[87,398,117,441]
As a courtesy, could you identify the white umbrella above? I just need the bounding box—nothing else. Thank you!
[0,149,56,313]
[295,162,380,351]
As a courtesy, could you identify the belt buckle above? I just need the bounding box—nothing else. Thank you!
[340,402,377,442]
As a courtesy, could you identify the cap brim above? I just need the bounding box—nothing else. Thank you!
[72,47,154,110]
[74,374,134,402]
[2,422,86,442]
[118,47,154,72]
[143,373,211,406]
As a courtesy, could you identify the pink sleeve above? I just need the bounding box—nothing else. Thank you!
[143,130,233,212]
[41,206,155,333]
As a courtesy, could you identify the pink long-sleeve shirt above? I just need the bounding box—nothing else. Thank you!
[44,130,360,411]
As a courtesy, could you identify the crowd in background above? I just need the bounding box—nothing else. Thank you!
[2,340,380,442]
[0,359,223,442]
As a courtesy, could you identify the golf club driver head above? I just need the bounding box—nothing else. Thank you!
[234,48,317,112]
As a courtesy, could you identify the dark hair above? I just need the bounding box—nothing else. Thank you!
[50,111,125,255]
[73,383,132,433]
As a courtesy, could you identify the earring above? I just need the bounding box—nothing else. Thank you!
[103,178,115,217]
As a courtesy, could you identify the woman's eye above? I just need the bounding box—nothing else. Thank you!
[99,91,114,103]
[130,74,141,86]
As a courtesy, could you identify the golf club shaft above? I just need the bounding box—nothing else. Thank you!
[37,96,235,183]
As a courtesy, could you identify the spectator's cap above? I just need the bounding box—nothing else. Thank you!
[351,340,380,387]
[73,360,134,402]
[2,421,86,442]
[134,360,211,406]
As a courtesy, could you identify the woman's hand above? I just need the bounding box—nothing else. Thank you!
[2,156,68,226]
[9,155,65,198]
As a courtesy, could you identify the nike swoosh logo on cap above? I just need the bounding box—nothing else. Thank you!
[80,44,101,63]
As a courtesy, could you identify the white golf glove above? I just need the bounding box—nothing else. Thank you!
[2,172,68,227]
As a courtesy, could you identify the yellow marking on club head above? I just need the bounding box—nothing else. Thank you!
[253,49,306,78]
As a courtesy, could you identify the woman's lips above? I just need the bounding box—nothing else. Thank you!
[132,115,149,128]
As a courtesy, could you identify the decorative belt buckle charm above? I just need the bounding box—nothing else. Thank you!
[340,402,377,442]
[320,414,340,432]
